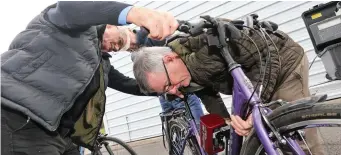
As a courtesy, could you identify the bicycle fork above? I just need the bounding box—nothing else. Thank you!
[179,121,207,155]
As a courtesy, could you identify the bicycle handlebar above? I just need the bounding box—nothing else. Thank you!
[140,14,279,44]
[139,17,215,42]
[139,19,211,35]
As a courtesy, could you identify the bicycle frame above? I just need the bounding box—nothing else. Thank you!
[178,51,306,155]
[229,65,277,155]
[227,56,307,155]
[218,27,306,155]
[175,18,307,155]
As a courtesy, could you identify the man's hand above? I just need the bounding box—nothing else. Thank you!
[127,6,178,40]
[228,114,253,136]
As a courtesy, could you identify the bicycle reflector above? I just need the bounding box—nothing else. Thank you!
[200,114,229,155]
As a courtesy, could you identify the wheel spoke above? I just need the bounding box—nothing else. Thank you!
[168,118,202,155]
[297,130,313,155]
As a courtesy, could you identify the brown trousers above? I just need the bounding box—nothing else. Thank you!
[272,54,326,154]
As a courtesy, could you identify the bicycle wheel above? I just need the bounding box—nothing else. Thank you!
[95,136,137,155]
[240,100,341,155]
[168,117,202,155]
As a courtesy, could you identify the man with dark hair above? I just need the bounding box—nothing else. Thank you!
[1,1,178,155]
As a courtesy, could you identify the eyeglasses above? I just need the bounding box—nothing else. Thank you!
[162,59,172,94]
[161,56,188,95]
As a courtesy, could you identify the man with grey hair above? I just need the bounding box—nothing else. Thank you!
[131,24,326,154]
[130,32,205,127]
[1,1,179,154]
[132,45,230,124]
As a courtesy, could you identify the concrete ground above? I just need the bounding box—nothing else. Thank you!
[88,98,341,155]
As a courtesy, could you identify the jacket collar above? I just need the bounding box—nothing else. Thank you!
[96,24,106,42]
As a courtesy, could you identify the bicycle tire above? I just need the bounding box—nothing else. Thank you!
[240,100,341,155]
[168,117,202,155]
[98,136,137,155]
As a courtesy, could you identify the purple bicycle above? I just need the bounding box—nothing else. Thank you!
[157,15,341,155]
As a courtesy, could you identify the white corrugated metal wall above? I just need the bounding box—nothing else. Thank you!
[103,1,341,142]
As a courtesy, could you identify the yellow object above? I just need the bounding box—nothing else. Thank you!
[311,12,322,19]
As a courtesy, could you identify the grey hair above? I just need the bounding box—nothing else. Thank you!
[131,46,173,94]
